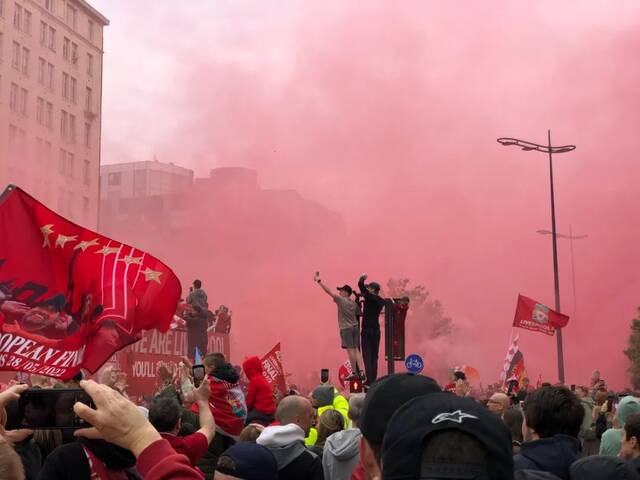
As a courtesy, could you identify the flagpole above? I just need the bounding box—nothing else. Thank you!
[548,130,565,385]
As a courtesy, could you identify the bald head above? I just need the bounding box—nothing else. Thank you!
[275,395,314,436]
[488,393,510,415]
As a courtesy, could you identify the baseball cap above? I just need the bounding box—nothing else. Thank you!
[360,373,442,445]
[367,282,381,292]
[216,442,278,480]
[382,392,513,480]
[337,285,353,295]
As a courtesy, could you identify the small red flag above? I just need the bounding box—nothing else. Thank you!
[261,343,287,397]
[0,186,181,379]
[513,294,569,336]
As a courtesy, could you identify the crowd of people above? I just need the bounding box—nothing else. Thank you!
[0,355,639,479]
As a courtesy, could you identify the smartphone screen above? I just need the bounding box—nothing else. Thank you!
[192,365,205,388]
[321,368,329,384]
[18,388,94,429]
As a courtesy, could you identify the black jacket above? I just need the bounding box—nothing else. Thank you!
[513,435,581,480]
[38,439,139,479]
[358,276,385,331]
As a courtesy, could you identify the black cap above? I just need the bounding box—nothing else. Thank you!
[359,373,441,445]
[337,285,353,295]
[382,392,513,480]
[367,282,381,293]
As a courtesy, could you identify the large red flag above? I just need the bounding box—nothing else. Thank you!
[261,343,287,397]
[513,294,569,336]
[0,186,181,379]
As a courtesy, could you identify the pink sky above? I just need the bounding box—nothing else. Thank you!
[92,0,640,388]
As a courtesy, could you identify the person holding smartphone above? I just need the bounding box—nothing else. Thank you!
[314,272,364,381]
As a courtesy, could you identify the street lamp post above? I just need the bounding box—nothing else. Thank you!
[497,131,576,385]
[537,227,588,313]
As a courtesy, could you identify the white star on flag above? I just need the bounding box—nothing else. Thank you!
[119,255,143,266]
[141,267,163,284]
[95,246,119,256]
[55,234,78,248]
[74,238,100,252]
[41,224,54,248]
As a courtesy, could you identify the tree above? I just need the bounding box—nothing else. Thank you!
[624,308,640,390]
[386,278,454,341]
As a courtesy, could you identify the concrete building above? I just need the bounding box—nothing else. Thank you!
[99,160,194,228]
[0,0,108,228]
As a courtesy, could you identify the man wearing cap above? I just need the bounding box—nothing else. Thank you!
[381,392,515,480]
[355,373,442,480]
[214,442,278,480]
[358,274,386,385]
[315,272,364,380]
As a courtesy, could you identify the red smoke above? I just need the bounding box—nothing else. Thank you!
[93,0,640,390]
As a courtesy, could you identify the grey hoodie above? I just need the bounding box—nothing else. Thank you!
[322,428,362,480]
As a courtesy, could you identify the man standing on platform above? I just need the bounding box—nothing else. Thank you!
[358,274,386,385]
[186,279,209,360]
[314,272,364,380]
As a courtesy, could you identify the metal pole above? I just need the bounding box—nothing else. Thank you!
[548,130,565,384]
[569,225,577,313]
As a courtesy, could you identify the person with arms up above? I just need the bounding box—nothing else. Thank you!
[186,279,209,360]
[148,377,216,468]
[314,272,364,380]
[357,274,386,385]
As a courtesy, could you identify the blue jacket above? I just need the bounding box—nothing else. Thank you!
[513,435,581,480]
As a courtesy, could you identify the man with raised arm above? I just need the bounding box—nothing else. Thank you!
[314,272,364,380]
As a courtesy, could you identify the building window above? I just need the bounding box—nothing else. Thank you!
[40,21,46,44]
[9,82,18,111]
[88,19,95,42]
[60,110,68,139]
[0,32,3,61]
[84,123,91,147]
[58,148,66,175]
[46,102,53,128]
[63,37,70,61]
[83,159,90,185]
[85,87,92,112]
[45,141,52,163]
[83,196,89,216]
[11,41,19,70]
[21,47,29,76]
[71,42,78,64]
[87,53,93,77]
[67,153,74,177]
[19,88,27,115]
[48,26,56,51]
[108,172,121,186]
[62,72,69,99]
[46,62,54,89]
[65,4,77,30]
[71,77,77,103]
[45,0,54,13]
[36,97,44,124]
[69,114,76,143]
[13,3,21,30]
[23,9,31,34]
[38,57,45,84]
[0,0,4,17]
[36,137,43,161]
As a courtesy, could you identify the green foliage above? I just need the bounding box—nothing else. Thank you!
[624,309,640,390]
[386,278,453,340]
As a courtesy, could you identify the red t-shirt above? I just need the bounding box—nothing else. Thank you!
[160,432,208,467]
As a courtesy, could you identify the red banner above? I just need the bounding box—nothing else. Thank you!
[0,186,181,379]
[513,294,569,336]
[261,343,286,397]
[115,329,231,399]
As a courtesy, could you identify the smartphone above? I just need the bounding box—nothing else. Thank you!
[192,365,206,388]
[18,388,94,429]
[321,368,329,384]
